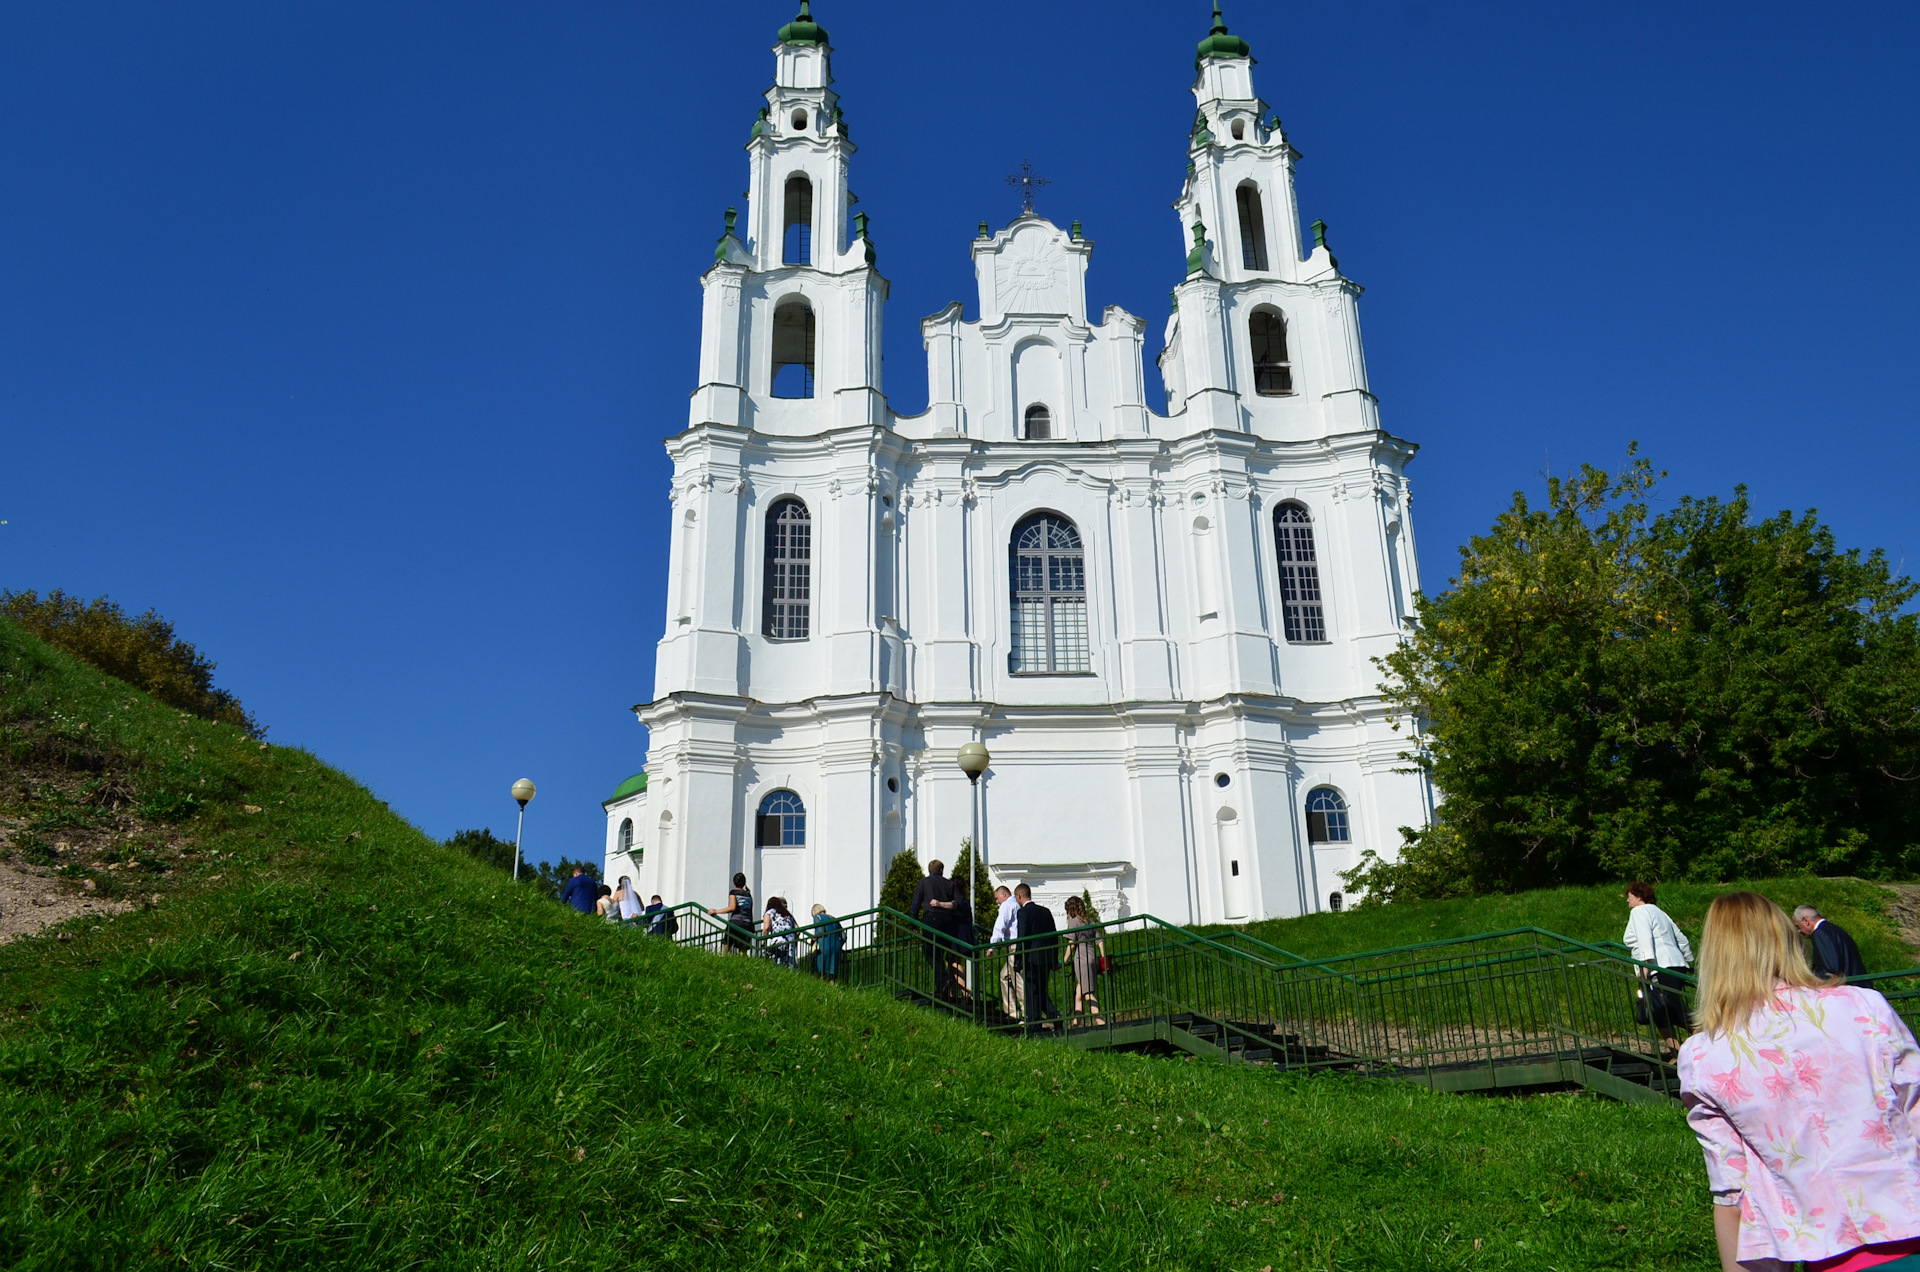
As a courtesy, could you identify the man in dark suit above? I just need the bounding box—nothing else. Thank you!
[1795,905,1868,979]
[1013,884,1059,1033]
[909,859,962,1000]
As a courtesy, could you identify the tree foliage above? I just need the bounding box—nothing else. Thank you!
[0,589,262,738]
[949,839,1000,943]
[532,856,601,902]
[878,846,922,916]
[445,828,594,901]
[1349,450,1920,901]
[448,828,518,874]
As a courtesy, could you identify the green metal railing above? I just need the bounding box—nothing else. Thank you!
[615,898,1920,1105]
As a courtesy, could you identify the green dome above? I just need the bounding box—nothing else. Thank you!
[602,771,648,807]
[1195,3,1251,68]
[777,1,829,47]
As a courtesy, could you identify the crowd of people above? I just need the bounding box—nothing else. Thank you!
[618,857,1106,1033]
[563,855,1920,1269]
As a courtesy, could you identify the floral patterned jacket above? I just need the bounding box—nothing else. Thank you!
[1680,985,1920,1265]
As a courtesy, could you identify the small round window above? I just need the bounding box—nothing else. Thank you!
[886,776,899,793]
[1214,773,1231,788]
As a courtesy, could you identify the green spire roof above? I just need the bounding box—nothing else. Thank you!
[1195,3,1251,68]
[602,771,647,807]
[777,1,829,47]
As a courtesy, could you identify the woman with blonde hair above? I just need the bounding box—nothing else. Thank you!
[1680,891,1920,1272]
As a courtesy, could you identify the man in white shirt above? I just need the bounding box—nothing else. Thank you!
[1624,880,1695,1060]
[989,885,1024,1021]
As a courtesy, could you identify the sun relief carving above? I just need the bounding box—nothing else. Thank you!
[998,228,1068,315]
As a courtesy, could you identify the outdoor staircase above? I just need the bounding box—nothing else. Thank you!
[652,901,1915,1106]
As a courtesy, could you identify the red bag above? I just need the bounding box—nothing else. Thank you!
[1098,955,1111,975]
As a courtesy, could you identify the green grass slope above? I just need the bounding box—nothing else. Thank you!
[0,618,1719,1271]
[1226,877,1914,969]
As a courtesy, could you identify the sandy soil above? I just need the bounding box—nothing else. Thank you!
[0,862,133,943]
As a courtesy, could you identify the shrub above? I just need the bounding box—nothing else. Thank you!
[949,839,1001,941]
[878,845,922,916]
[0,590,262,738]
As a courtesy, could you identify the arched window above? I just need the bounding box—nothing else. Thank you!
[1009,513,1089,674]
[756,789,806,847]
[1274,502,1327,642]
[1236,183,1269,272]
[618,818,634,855]
[782,175,813,265]
[1250,308,1292,396]
[763,499,812,639]
[1305,788,1350,844]
[1023,404,1052,440]
[771,298,815,399]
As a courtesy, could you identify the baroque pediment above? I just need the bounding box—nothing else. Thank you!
[971,215,1091,327]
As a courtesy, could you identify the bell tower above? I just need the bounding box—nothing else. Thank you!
[1159,4,1377,439]
[690,2,889,438]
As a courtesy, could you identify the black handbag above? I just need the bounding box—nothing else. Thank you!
[1635,968,1689,1028]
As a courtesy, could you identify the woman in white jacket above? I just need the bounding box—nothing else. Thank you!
[1624,880,1695,1060]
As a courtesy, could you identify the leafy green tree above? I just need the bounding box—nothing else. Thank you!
[949,838,1001,943]
[447,828,517,874]
[533,856,601,902]
[2,589,262,737]
[1350,450,1920,901]
[878,846,922,916]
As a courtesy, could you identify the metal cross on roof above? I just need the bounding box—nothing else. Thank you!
[1004,159,1050,214]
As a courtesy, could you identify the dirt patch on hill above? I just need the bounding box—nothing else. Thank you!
[0,725,188,942]
[0,863,133,943]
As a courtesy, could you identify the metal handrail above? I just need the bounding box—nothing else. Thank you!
[598,900,1826,1108]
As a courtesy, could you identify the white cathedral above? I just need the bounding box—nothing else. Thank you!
[602,3,1432,926]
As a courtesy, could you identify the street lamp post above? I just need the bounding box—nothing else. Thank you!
[510,778,537,881]
[956,742,990,978]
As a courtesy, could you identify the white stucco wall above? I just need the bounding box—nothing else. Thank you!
[611,22,1432,925]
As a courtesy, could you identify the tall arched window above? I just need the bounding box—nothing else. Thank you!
[1010,513,1089,674]
[763,499,812,639]
[756,789,807,847]
[1274,502,1327,642]
[1305,788,1350,844]
[1249,308,1292,396]
[771,298,815,399]
[782,174,813,265]
[1023,404,1052,440]
[1236,183,1269,272]
[617,818,634,855]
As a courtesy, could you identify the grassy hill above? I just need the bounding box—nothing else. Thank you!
[1221,876,1915,970]
[0,616,1722,1270]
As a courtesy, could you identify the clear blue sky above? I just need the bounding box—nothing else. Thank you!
[3,2,1915,867]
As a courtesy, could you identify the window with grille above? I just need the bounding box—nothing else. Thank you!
[782,175,812,265]
[1236,183,1269,272]
[1274,502,1327,642]
[1023,403,1052,440]
[755,790,806,847]
[618,818,633,855]
[771,299,815,399]
[1009,513,1089,674]
[1250,308,1292,395]
[763,498,812,639]
[1305,787,1350,844]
